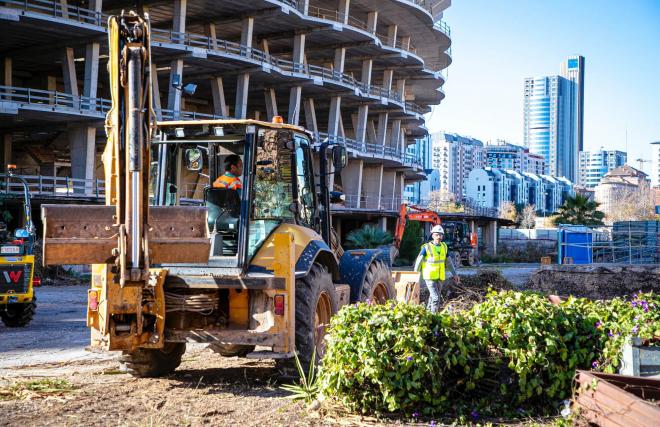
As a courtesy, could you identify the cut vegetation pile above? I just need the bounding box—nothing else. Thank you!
[317,290,660,421]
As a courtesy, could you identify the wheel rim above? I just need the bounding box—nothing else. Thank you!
[314,292,332,357]
[371,282,389,304]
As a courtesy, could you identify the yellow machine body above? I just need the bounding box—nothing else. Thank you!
[0,255,35,305]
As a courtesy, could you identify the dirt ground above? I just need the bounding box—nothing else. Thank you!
[0,265,541,426]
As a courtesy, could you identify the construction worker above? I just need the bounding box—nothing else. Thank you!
[213,154,243,190]
[414,224,460,312]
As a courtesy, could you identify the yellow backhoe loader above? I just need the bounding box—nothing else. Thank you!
[41,11,400,377]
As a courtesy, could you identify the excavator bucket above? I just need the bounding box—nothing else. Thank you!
[41,205,210,265]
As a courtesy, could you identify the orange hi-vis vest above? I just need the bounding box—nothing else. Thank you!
[213,173,242,190]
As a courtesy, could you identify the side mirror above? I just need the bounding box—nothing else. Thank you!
[15,228,30,238]
[330,191,345,204]
[185,148,203,171]
[332,146,347,173]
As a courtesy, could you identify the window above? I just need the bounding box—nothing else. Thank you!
[294,134,316,227]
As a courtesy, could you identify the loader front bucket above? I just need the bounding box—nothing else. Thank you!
[41,205,210,265]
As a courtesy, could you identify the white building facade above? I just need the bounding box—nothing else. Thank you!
[432,132,484,199]
[578,149,627,188]
[651,141,660,188]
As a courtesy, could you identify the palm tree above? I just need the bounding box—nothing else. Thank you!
[345,225,393,249]
[552,194,605,226]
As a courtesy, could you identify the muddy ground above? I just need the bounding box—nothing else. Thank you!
[0,265,540,426]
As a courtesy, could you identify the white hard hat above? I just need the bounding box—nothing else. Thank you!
[431,225,444,235]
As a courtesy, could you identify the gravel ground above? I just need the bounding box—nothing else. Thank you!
[0,264,541,426]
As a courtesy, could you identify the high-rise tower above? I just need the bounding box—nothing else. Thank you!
[523,55,585,182]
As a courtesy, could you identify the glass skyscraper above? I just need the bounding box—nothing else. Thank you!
[523,55,584,183]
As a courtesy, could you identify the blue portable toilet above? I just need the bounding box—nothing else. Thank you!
[557,225,593,264]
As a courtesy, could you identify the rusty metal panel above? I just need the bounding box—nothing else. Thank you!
[165,329,284,346]
[575,370,660,427]
[42,204,210,265]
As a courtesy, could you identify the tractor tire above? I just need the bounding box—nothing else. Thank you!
[0,299,36,328]
[450,251,462,269]
[360,260,396,304]
[120,343,186,378]
[209,343,255,357]
[462,251,475,267]
[276,263,337,378]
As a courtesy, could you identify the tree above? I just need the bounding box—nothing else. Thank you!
[345,225,393,249]
[500,201,517,222]
[428,190,463,213]
[518,204,537,229]
[605,185,656,223]
[552,194,605,226]
[397,220,423,265]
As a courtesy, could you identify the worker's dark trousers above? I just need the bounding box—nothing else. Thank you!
[423,278,443,313]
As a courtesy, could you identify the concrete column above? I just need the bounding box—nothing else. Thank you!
[259,39,270,54]
[367,11,378,34]
[205,23,218,49]
[386,25,398,47]
[396,78,406,100]
[382,69,394,92]
[151,63,162,119]
[47,75,56,104]
[69,127,96,194]
[376,113,388,146]
[59,0,69,19]
[61,47,78,97]
[172,0,187,38]
[264,88,278,120]
[338,0,350,25]
[288,33,305,125]
[2,134,12,170]
[167,0,187,118]
[484,220,498,255]
[341,159,363,208]
[390,119,401,151]
[235,16,254,119]
[211,76,228,117]
[303,98,318,133]
[381,170,396,206]
[354,104,369,143]
[394,172,405,204]
[366,120,377,144]
[401,35,411,51]
[361,59,372,86]
[362,164,383,209]
[83,41,100,110]
[167,59,184,117]
[328,47,346,136]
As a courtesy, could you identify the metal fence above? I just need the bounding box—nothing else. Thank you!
[1,175,105,199]
[558,222,660,264]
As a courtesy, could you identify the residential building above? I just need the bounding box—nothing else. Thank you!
[404,135,436,204]
[652,141,660,188]
[432,132,484,199]
[484,140,547,175]
[594,165,650,219]
[0,0,452,238]
[523,55,585,183]
[578,149,627,188]
[466,167,574,213]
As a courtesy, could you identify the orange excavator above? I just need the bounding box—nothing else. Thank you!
[393,204,478,266]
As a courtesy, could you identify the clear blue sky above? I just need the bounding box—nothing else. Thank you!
[427,0,660,174]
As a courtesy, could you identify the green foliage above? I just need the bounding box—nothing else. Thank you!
[397,220,423,265]
[552,194,605,226]
[280,348,320,404]
[319,291,660,419]
[345,225,393,249]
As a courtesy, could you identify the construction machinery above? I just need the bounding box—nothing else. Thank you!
[0,165,40,327]
[41,11,395,377]
[394,203,478,266]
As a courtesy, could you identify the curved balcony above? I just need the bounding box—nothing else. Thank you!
[150,29,428,118]
[317,132,423,169]
[2,0,104,27]
[0,85,110,120]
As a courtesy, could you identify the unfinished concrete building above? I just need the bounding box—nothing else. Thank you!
[0,0,451,238]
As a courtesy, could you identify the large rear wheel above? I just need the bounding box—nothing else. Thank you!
[0,299,36,328]
[277,263,337,377]
[360,260,396,304]
[120,343,186,378]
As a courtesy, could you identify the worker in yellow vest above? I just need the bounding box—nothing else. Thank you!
[213,154,243,191]
[413,224,460,312]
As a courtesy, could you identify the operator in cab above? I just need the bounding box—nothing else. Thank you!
[414,225,460,313]
[213,154,243,191]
